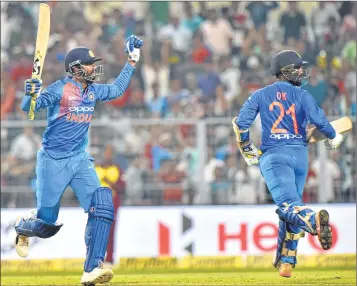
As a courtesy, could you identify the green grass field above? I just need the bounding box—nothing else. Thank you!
[1,268,356,286]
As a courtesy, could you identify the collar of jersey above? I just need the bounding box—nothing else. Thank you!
[275,80,294,87]
[64,76,85,89]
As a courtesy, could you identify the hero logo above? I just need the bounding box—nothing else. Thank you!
[69,106,94,112]
[270,133,303,139]
[158,218,339,256]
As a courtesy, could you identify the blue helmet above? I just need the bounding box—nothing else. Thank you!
[270,50,310,86]
[64,47,103,82]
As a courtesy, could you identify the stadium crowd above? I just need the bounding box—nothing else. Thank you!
[1,2,356,207]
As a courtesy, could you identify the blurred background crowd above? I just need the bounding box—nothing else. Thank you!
[1,1,356,208]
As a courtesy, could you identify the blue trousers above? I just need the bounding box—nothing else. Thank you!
[259,145,308,207]
[260,145,309,265]
[36,149,101,224]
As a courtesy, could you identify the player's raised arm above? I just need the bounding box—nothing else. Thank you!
[96,35,143,102]
[232,92,261,166]
[21,80,61,112]
[302,90,344,149]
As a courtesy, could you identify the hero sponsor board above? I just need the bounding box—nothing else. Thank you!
[116,204,355,258]
[1,204,355,262]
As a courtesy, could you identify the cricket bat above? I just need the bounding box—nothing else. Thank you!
[307,116,353,143]
[28,3,51,120]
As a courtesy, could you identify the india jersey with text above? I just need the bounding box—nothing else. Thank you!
[22,63,135,159]
[236,81,335,152]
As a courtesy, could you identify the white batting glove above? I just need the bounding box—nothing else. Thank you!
[324,133,344,150]
[128,48,140,62]
[239,141,262,166]
[125,35,143,63]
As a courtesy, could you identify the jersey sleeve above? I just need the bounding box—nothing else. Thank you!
[301,90,336,139]
[235,91,260,142]
[21,81,63,112]
[95,63,135,102]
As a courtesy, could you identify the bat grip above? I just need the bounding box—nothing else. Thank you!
[28,95,37,120]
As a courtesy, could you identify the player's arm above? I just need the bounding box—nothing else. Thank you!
[302,90,343,149]
[232,92,261,166]
[21,80,61,112]
[96,35,143,102]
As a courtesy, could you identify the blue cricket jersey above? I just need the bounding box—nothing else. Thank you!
[21,63,135,159]
[236,81,336,152]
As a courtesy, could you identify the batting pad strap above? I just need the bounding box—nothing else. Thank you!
[89,187,114,221]
[286,231,305,240]
[232,116,249,143]
[282,247,297,257]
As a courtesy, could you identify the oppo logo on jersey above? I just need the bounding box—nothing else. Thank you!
[69,106,94,112]
[270,133,303,139]
[66,106,94,123]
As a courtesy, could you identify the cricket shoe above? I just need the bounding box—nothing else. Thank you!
[14,217,29,258]
[279,263,292,278]
[314,209,332,250]
[81,266,114,285]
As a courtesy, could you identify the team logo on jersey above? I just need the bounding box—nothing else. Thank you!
[89,50,95,57]
[88,92,95,101]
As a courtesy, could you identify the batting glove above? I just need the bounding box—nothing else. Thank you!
[125,35,143,62]
[324,133,344,150]
[239,140,262,166]
[24,79,42,96]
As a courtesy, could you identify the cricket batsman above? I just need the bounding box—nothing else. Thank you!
[232,50,344,278]
[14,35,143,285]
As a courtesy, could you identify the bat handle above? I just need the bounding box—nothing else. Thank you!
[28,95,37,120]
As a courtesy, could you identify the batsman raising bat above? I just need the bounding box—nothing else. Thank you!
[232,50,345,278]
[15,35,143,285]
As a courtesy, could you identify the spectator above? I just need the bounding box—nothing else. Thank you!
[245,2,278,31]
[181,3,204,34]
[303,157,318,203]
[178,135,199,203]
[158,15,193,59]
[219,55,241,103]
[124,156,147,205]
[95,144,125,266]
[204,147,225,184]
[158,158,186,204]
[165,79,189,112]
[234,159,265,204]
[190,31,212,64]
[312,153,341,203]
[197,57,222,102]
[147,82,168,118]
[200,9,233,57]
[279,2,306,44]
[311,2,340,39]
[11,126,41,161]
[302,67,328,107]
[151,132,174,171]
[210,165,231,205]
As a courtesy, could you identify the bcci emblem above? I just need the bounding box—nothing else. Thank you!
[88,50,95,58]
[88,92,94,101]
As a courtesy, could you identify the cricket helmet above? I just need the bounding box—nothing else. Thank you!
[270,50,311,86]
[64,47,103,82]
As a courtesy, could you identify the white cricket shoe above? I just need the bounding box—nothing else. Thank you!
[81,266,114,285]
[14,217,29,258]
